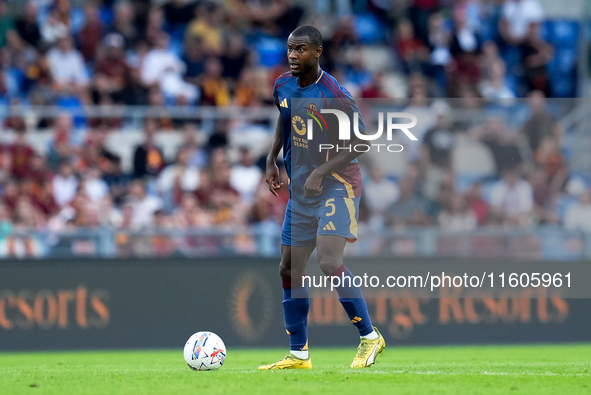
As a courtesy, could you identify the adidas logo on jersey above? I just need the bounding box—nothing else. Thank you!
[280,98,288,108]
[322,221,336,231]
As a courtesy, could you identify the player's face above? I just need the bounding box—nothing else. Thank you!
[286,35,321,76]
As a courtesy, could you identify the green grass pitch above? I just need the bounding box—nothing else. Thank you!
[1,344,590,394]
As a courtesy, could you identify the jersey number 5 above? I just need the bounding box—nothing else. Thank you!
[325,198,336,217]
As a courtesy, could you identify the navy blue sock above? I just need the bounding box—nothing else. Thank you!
[282,282,310,351]
[332,264,374,337]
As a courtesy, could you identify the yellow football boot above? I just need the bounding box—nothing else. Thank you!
[257,354,312,370]
[350,327,386,368]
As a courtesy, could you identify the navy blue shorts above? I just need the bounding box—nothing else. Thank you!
[281,195,360,246]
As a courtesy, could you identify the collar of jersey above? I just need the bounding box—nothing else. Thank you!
[295,69,324,91]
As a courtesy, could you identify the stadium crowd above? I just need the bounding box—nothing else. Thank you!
[0,0,588,242]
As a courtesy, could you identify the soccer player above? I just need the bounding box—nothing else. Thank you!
[258,26,385,370]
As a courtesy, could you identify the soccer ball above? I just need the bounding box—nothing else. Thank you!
[183,331,226,371]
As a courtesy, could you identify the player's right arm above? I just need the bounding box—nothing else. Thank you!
[266,114,284,197]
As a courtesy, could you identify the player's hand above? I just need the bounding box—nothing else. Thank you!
[266,162,284,197]
[304,169,324,198]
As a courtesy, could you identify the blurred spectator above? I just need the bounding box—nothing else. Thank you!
[403,84,437,162]
[200,57,230,107]
[141,32,182,86]
[186,4,223,56]
[109,1,138,50]
[77,127,118,173]
[144,6,166,47]
[141,32,197,104]
[0,0,15,49]
[97,195,123,228]
[15,1,41,49]
[387,177,433,227]
[330,16,359,48]
[490,167,534,227]
[103,157,132,205]
[9,127,34,179]
[480,41,504,81]
[564,190,591,233]
[230,147,262,204]
[455,0,484,34]
[221,33,249,84]
[233,67,258,106]
[174,192,212,228]
[438,192,477,232]
[475,118,522,177]
[156,147,201,207]
[272,1,305,42]
[0,143,11,184]
[94,33,130,99]
[479,60,515,99]
[529,167,559,225]
[428,174,455,221]
[250,167,288,225]
[120,41,150,105]
[133,119,165,179]
[425,13,451,92]
[40,6,69,46]
[78,2,102,63]
[47,34,89,94]
[65,183,100,227]
[47,112,77,169]
[14,195,43,228]
[520,22,553,96]
[465,181,489,225]
[499,0,544,46]
[521,90,564,153]
[182,36,205,86]
[0,202,12,236]
[230,0,302,38]
[31,179,58,218]
[206,122,229,154]
[82,166,109,202]
[420,103,455,200]
[27,153,52,186]
[25,49,53,107]
[1,178,19,215]
[478,41,515,99]
[344,49,372,88]
[361,71,388,99]
[448,6,482,95]
[163,0,196,33]
[146,86,175,129]
[395,19,428,74]
[533,135,567,188]
[117,203,134,229]
[363,165,400,227]
[408,0,439,45]
[181,123,207,168]
[52,161,78,207]
[197,153,244,225]
[125,179,163,229]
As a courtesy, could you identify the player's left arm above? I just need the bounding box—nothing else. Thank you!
[303,132,365,198]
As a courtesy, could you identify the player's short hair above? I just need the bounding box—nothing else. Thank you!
[290,25,323,48]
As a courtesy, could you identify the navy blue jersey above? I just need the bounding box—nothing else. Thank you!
[273,69,364,202]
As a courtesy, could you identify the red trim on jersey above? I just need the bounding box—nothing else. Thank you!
[275,80,291,90]
[321,74,347,98]
[277,72,292,80]
[322,74,355,114]
[320,80,345,100]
